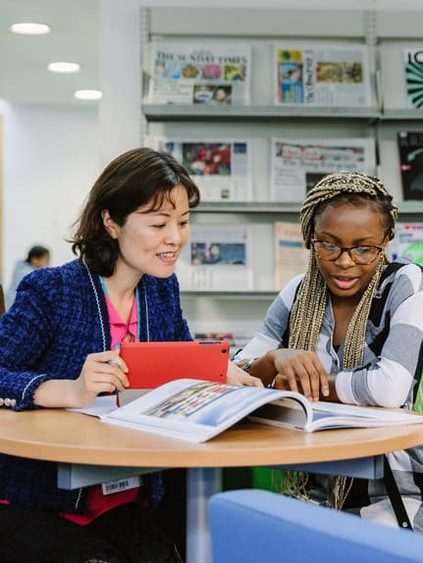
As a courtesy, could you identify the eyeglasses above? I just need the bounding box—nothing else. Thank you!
[311,239,384,265]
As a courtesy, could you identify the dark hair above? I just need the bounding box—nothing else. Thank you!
[71,147,200,276]
[26,245,50,264]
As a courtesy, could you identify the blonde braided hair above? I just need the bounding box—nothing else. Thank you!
[288,171,398,369]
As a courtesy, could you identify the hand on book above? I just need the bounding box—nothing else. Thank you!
[227,361,263,387]
[267,349,329,402]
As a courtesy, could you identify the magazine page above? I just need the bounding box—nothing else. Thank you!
[250,399,423,433]
[104,379,302,443]
[388,222,423,266]
[274,222,308,289]
[249,398,311,431]
[148,42,251,105]
[68,395,118,417]
[404,48,423,109]
[274,42,372,107]
[176,224,253,291]
[306,401,423,432]
[147,137,252,202]
[397,131,423,200]
[270,137,375,202]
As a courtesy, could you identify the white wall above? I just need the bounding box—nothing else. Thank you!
[1,104,100,288]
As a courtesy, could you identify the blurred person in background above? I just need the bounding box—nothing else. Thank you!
[6,245,50,308]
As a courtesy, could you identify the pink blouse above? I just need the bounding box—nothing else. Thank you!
[61,294,141,525]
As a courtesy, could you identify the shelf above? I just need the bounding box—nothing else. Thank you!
[194,201,300,214]
[381,109,423,121]
[143,104,423,124]
[182,291,277,300]
[397,201,423,214]
[195,201,423,215]
[142,104,380,123]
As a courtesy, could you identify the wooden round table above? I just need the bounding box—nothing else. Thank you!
[1,408,423,466]
[2,408,423,563]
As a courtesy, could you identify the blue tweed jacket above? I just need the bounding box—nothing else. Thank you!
[0,259,191,512]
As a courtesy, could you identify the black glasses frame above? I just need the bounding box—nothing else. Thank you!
[311,239,385,265]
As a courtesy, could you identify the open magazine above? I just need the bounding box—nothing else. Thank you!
[72,379,423,444]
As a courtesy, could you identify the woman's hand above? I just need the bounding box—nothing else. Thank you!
[33,350,130,408]
[227,361,263,387]
[71,351,129,407]
[268,349,329,401]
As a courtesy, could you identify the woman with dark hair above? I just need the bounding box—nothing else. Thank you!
[0,147,256,562]
[6,244,50,308]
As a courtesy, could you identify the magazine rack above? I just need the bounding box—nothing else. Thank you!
[140,7,423,349]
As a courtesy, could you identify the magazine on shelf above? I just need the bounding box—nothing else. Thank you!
[388,222,423,266]
[176,224,253,291]
[147,137,252,202]
[398,131,423,200]
[270,137,375,202]
[274,222,308,289]
[274,42,372,107]
[404,49,423,109]
[147,42,251,105]
[72,379,423,443]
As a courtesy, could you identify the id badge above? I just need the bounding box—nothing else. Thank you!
[101,475,141,495]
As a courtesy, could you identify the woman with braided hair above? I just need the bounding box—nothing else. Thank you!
[237,171,423,529]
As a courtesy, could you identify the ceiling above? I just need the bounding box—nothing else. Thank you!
[0,0,99,106]
[1,0,423,107]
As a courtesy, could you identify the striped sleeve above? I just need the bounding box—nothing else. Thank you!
[336,264,423,408]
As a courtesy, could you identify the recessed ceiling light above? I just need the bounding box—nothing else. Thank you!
[74,90,103,101]
[48,62,81,74]
[10,22,51,35]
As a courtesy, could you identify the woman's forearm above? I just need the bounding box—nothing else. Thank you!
[246,352,278,387]
[33,379,78,408]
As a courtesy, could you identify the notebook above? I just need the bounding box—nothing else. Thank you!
[119,341,230,389]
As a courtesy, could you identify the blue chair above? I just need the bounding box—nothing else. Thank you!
[209,490,423,563]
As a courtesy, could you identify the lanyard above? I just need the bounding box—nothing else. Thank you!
[98,276,142,342]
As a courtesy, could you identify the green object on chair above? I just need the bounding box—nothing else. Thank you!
[413,373,423,414]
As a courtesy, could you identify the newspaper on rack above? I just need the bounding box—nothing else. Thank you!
[274,222,308,289]
[274,42,372,107]
[176,224,253,291]
[147,137,252,201]
[404,48,423,109]
[397,131,423,200]
[388,222,423,267]
[270,137,375,202]
[147,42,251,105]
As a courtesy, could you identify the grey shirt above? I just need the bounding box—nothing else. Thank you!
[238,263,423,528]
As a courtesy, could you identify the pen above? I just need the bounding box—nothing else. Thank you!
[107,359,121,407]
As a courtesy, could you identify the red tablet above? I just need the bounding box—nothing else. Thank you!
[119,341,230,389]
